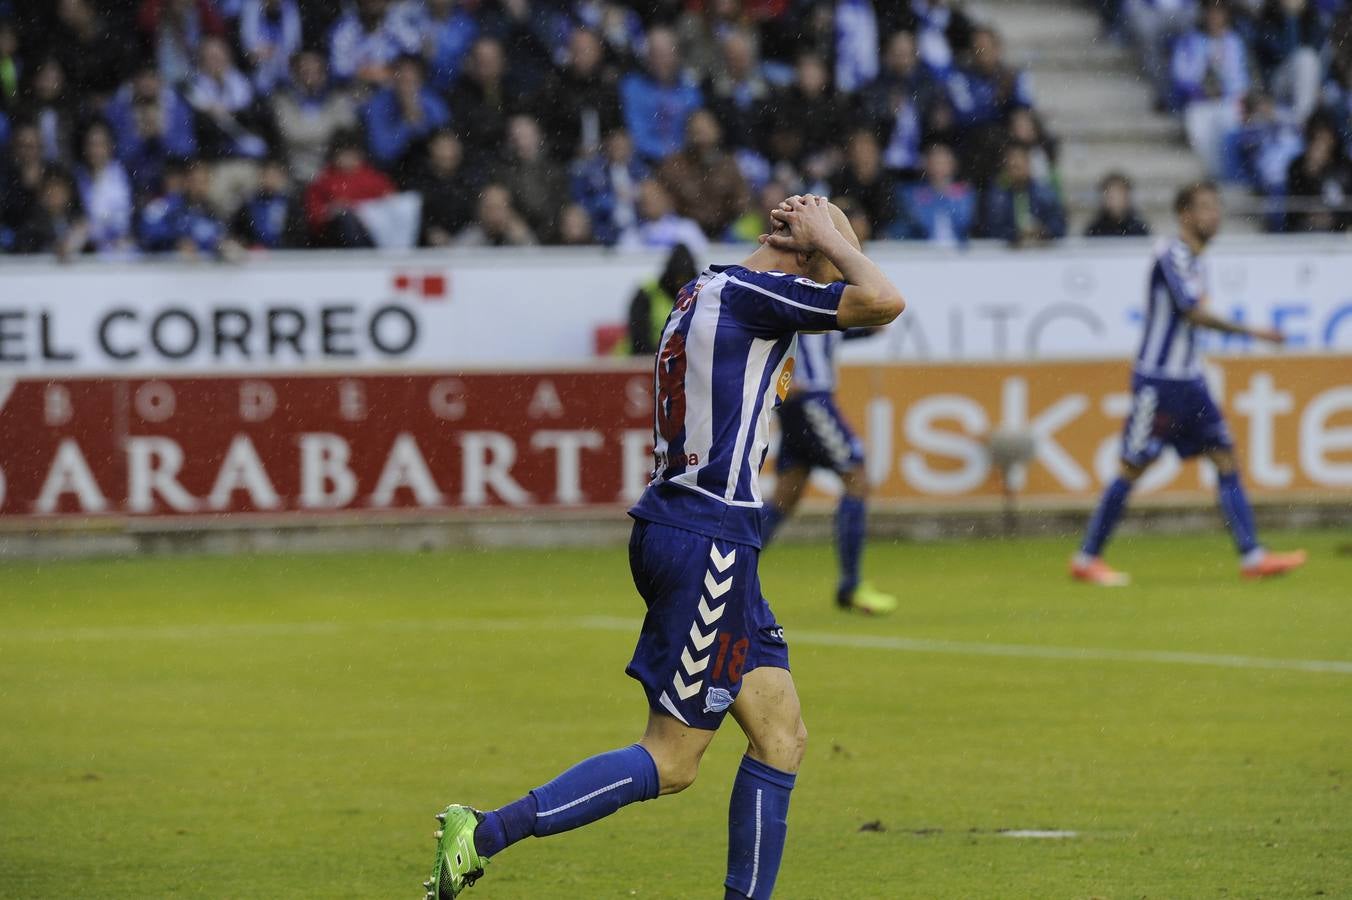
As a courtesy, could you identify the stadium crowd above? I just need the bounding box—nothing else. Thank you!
[1104,0,1352,232]
[0,0,1077,259]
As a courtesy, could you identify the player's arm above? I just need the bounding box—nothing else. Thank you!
[1182,300,1284,344]
[765,195,905,329]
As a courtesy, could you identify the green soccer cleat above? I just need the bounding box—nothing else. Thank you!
[424,805,489,900]
[840,582,898,616]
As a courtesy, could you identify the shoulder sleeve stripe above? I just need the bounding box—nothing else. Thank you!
[726,275,840,317]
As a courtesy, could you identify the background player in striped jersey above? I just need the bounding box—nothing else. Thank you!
[761,329,899,615]
[1071,182,1307,586]
[426,195,905,899]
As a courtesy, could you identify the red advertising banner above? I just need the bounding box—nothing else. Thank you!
[2,357,1349,522]
[0,370,657,519]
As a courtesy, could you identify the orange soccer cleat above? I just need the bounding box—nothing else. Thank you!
[1070,555,1131,587]
[1241,549,1308,580]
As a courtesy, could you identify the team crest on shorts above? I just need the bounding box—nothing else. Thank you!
[703,687,734,714]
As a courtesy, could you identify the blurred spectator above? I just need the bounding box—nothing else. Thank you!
[555,203,595,246]
[946,26,1033,182]
[1255,0,1323,123]
[0,21,19,112]
[239,0,302,93]
[906,0,977,74]
[981,143,1067,245]
[1326,56,1352,161]
[1229,91,1302,194]
[1284,116,1349,231]
[862,30,936,172]
[1126,0,1198,107]
[676,0,749,81]
[328,0,422,86]
[705,28,770,152]
[620,26,702,161]
[620,178,708,255]
[764,54,843,172]
[105,65,198,165]
[411,129,474,246]
[230,155,305,248]
[449,37,522,173]
[656,109,748,239]
[362,53,449,171]
[187,36,270,160]
[1084,171,1151,237]
[13,165,90,257]
[75,121,134,253]
[1,123,47,240]
[455,183,537,246]
[898,141,975,243]
[19,58,77,164]
[303,130,394,247]
[1008,107,1060,190]
[832,129,900,236]
[421,0,478,91]
[138,0,227,86]
[49,0,130,97]
[571,126,649,245]
[539,27,622,162]
[139,158,237,257]
[627,242,697,355]
[1172,0,1249,175]
[118,94,177,199]
[495,115,567,241]
[834,0,879,93]
[728,177,790,243]
[271,51,356,183]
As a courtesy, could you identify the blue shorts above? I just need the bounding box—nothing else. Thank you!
[1121,373,1232,468]
[626,519,790,731]
[776,392,864,474]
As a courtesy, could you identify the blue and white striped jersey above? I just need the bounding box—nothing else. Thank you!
[793,332,842,394]
[1135,238,1207,381]
[629,264,847,547]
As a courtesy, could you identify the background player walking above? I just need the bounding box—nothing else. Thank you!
[1071,182,1307,586]
[425,194,905,899]
[761,330,898,615]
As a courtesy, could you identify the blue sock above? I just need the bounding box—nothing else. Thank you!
[1217,471,1260,555]
[474,744,659,857]
[760,502,785,545]
[724,755,796,900]
[1080,477,1133,557]
[835,495,866,600]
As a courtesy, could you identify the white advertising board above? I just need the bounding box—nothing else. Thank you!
[1,238,1349,375]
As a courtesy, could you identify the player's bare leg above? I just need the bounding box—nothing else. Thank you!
[723,666,808,899]
[836,466,896,614]
[1072,459,1146,586]
[639,708,718,794]
[1206,448,1307,579]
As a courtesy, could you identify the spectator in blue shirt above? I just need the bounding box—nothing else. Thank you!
[571,126,649,245]
[898,141,976,243]
[239,0,302,93]
[620,26,702,162]
[105,66,198,164]
[422,0,479,91]
[981,143,1066,245]
[945,27,1033,130]
[230,156,305,248]
[1172,0,1250,174]
[328,0,422,87]
[362,53,449,171]
[1255,0,1325,123]
[139,159,235,257]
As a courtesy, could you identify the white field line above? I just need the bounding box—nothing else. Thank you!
[4,614,1352,676]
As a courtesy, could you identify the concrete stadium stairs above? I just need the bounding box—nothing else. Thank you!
[971,0,1247,234]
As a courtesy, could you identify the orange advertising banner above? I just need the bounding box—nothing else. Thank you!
[830,355,1352,503]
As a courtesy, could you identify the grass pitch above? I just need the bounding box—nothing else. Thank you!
[1,528,1349,899]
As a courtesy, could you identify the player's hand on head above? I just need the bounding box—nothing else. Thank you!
[766,194,837,254]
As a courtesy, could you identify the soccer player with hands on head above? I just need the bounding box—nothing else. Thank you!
[1072,181,1306,586]
[425,194,904,899]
